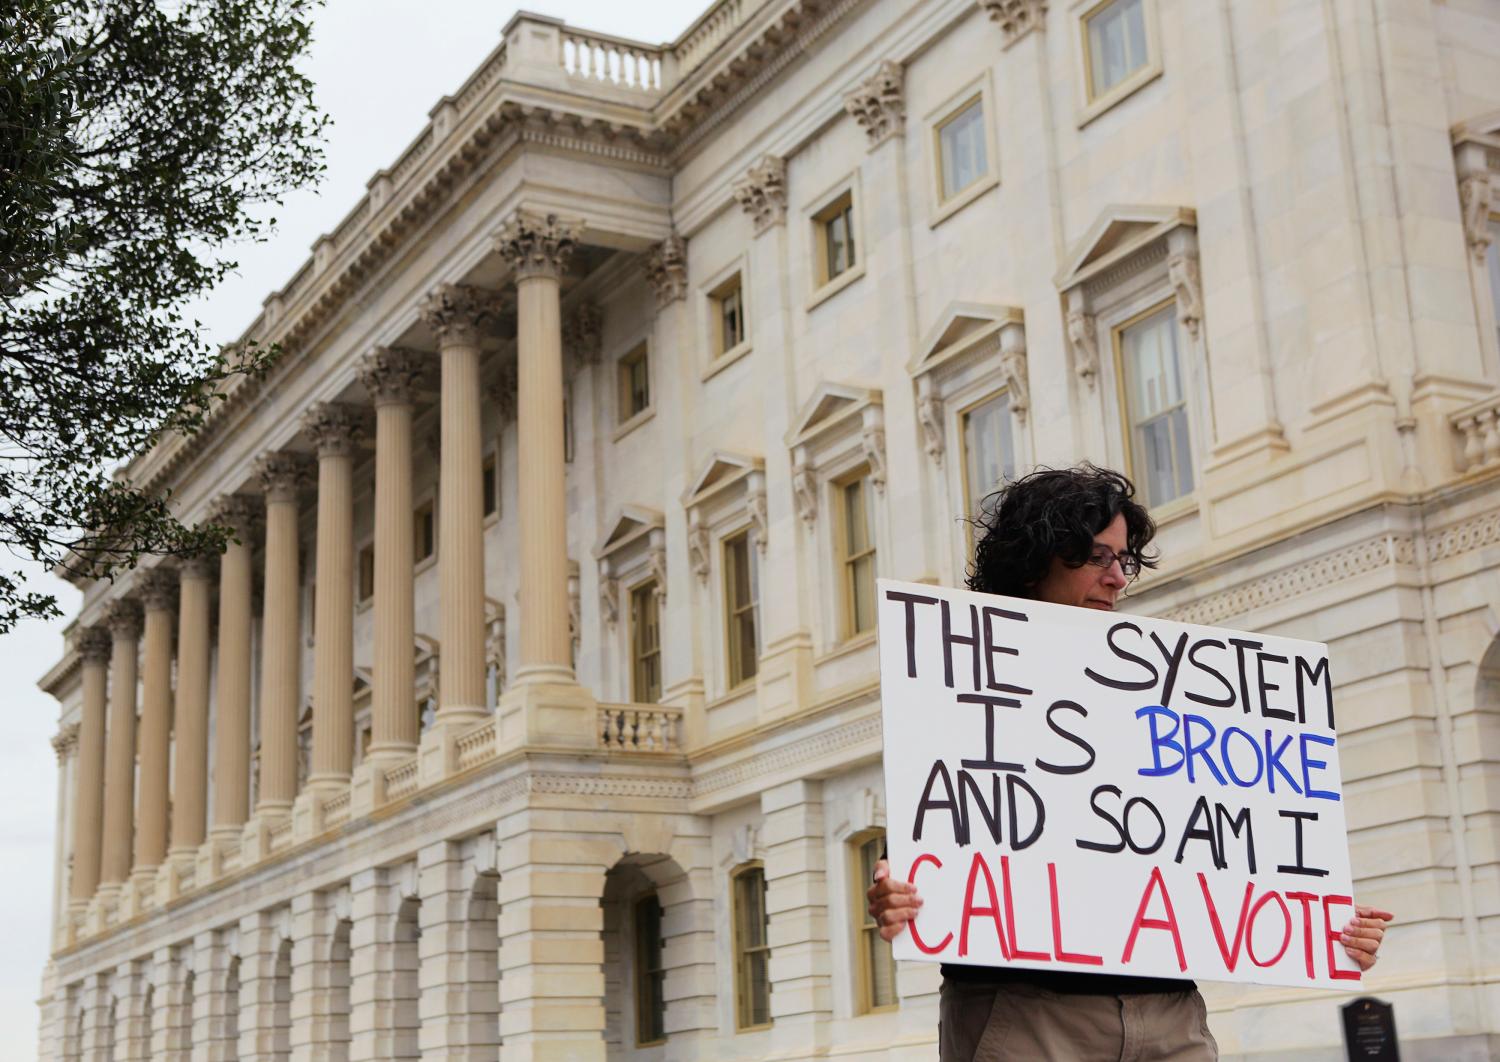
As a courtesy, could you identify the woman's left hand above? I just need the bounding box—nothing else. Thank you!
[1342,905,1394,972]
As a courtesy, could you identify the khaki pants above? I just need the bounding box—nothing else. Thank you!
[939,979,1219,1061]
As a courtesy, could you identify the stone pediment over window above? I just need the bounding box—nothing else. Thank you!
[1056,205,1200,386]
[910,303,1027,463]
[682,451,767,574]
[595,504,667,623]
[785,382,885,523]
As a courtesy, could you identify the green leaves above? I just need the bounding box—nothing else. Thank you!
[0,0,326,632]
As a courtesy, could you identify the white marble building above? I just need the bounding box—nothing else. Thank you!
[36,0,1500,1058]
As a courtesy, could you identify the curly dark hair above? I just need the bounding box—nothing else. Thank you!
[966,464,1158,598]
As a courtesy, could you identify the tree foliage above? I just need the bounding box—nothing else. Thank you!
[0,0,326,631]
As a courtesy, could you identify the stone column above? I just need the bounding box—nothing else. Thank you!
[304,403,363,789]
[418,286,496,720]
[169,556,214,862]
[358,348,426,760]
[211,496,260,843]
[70,627,112,907]
[760,779,832,1054]
[132,569,176,893]
[495,215,580,684]
[99,598,142,892]
[255,454,309,816]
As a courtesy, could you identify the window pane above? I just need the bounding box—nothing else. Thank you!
[734,869,770,1029]
[826,211,848,279]
[635,896,666,1044]
[726,534,758,687]
[843,479,869,554]
[962,392,1014,521]
[630,353,650,414]
[1488,219,1500,352]
[719,283,745,351]
[482,456,497,516]
[851,555,876,634]
[1122,306,1193,506]
[1088,0,1147,97]
[632,584,661,703]
[940,101,988,201]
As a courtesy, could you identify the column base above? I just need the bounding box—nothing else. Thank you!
[497,678,598,753]
[86,884,121,935]
[417,712,489,786]
[350,758,390,817]
[291,779,348,842]
[240,808,290,864]
[154,851,199,905]
[124,866,159,917]
[194,826,244,888]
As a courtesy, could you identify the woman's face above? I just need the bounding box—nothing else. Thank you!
[1031,512,1129,611]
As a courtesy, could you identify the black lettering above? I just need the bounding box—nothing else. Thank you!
[1295,655,1335,729]
[1255,652,1294,721]
[957,770,1003,846]
[884,590,938,679]
[958,693,1025,772]
[1215,803,1257,874]
[1149,630,1190,708]
[1084,622,1159,691]
[1183,639,1236,709]
[1173,795,1223,868]
[1076,784,1126,853]
[1007,774,1045,850]
[1276,809,1329,877]
[913,761,962,844]
[1035,700,1095,775]
[941,600,982,692]
[981,605,1031,695]
[1123,796,1167,855]
[1228,638,1263,715]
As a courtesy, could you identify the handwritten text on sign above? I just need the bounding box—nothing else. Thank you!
[876,578,1360,989]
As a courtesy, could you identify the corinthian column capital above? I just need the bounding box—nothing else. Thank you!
[77,625,113,664]
[105,598,142,638]
[976,0,1048,46]
[52,722,80,763]
[844,60,905,147]
[358,346,429,406]
[494,212,583,281]
[420,284,502,347]
[302,403,366,458]
[644,234,687,309]
[255,452,313,504]
[137,568,178,613]
[733,156,788,234]
[210,494,262,539]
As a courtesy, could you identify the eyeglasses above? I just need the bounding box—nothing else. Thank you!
[1087,545,1141,580]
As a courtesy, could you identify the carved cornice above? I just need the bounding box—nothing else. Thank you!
[643,233,688,308]
[77,626,112,665]
[998,321,1030,423]
[301,403,365,458]
[976,0,1048,47]
[1167,250,1203,341]
[137,568,178,613]
[358,346,428,406]
[732,155,788,234]
[254,452,313,504]
[494,212,583,281]
[843,60,904,148]
[419,284,502,348]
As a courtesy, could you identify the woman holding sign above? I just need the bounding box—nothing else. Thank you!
[866,466,1393,1061]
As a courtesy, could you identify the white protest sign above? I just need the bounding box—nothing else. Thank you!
[877,578,1361,989]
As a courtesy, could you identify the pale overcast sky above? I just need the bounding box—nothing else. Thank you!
[2,2,704,1056]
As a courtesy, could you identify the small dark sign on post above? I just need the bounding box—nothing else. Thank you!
[1342,996,1399,1061]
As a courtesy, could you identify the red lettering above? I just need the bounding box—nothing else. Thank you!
[1001,856,1049,962]
[1247,891,1292,968]
[1197,874,1254,973]
[906,854,952,955]
[959,853,1012,960]
[1321,894,1362,982]
[1048,862,1103,965]
[1286,891,1318,980]
[1121,866,1187,972]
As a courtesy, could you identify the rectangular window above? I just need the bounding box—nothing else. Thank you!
[855,833,898,1012]
[815,192,857,286]
[414,501,435,563]
[563,383,575,463]
[711,273,746,356]
[634,894,666,1046]
[839,473,877,639]
[618,342,651,422]
[482,451,498,517]
[732,865,771,1031]
[724,531,759,688]
[962,392,1015,524]
[1119,303,1194,507]
[631,582,662,704]
[1488,217,1500,352]
[1085,0,1149,100]
[937,98,988,202]
[357,543,375,603]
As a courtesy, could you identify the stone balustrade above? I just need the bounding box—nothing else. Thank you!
[383,758,421,800]
[598,704,683,753]
[674,0,751,77]
[455,719,498,770]
[562,29,663,90]
[1453,392,1500,471]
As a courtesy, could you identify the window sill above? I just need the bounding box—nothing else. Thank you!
[356,596,373,614]
[414,553,437,577]
[807,262,866,312]
[612,406,656,443]
[708,678,758,709]
[1149,493,1199,527]
[1077,61,1162,129]
[817,629,877,664]
[929,174,999,228]
[702,341,753,383]
[483,510,499,530]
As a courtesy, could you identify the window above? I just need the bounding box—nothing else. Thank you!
[634,894,666,1046]
[1118,302,1193,507]
[732,865,771,1031]
[1085,0,1148,100]
[724,531,759,688]
[631,582,661,703]
[482,451,498,518]
[838,473,877,639]
[563,383,575,463]
[937,98,988,202]
[413,501,435,563]
[961,392,1015,524]
[618,342,651,423]
[1488,217,1500,352]
[711,273,746,357]
[853,833,897,1011]
[815,192,857,287]
[357,543,375,603]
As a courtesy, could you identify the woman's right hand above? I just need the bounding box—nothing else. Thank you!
[867,858,923,942]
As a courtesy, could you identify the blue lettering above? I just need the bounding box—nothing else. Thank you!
[1183,714,1227,786]
[1300,733,1340,801]
[1220,726,1265,788]
[1136,706,1183,777]
[1264,730,1303,795]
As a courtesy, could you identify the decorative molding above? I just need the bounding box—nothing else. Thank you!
[643,233,688,308]
[77,626,113,665]
[997,318,1030,423]
[861,421,887,494]
[209,494,261,539]
[598,559,620,627]
[747,472,768,555]
[832,786,885,841]
[137,568,178,613]
[1067,308,1099,385]
[792,461,818,526]
[52,722,80,763]
[254,452,313,504]
[725,823,763,867]
[687,514,711,582]
[977,0,1048,47]
[1426,508,1500,563]
[917,390,944,464]
[692,712,882,797]
[494,211,583,281]
[732,155,788,234]
[419,283,502,348]
[843,60,904,148]
[1167,250,1204,340]
[647,529,668,604]
[563,302,603,369]
[1460,174,1493,264]
[357,346,428,406]
[301,403,365,458]
[105,598,142,638]
[566,563,581,658]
